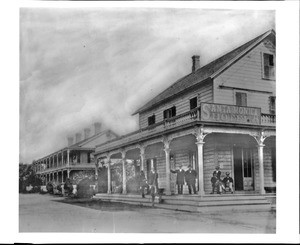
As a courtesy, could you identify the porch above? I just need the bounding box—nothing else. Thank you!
[93,193,275,213]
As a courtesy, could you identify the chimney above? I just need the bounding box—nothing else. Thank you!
[94,122,102,135]
[84,128,91,140]
[192,55,200,73]
[67,136,74,146]
[75,132,82,143]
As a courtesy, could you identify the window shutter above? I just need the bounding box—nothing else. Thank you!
[163,110,167,119]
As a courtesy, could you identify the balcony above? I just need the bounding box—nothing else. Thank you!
[96,104,276,153]
[36,162,95,174]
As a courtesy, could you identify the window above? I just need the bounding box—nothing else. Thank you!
[190,97,197,110]
[269,96,276,114]
[163,106,176,119]
[263,53,275,79]
[236,92,247,106]
[148,114,156,126]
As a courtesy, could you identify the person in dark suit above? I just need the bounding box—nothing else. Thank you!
[148,167,158,207]
[210,172,221,194]
[170,165,185,194]
[139,170,148,198]
[213,166,222,180]
[185,165,197,194]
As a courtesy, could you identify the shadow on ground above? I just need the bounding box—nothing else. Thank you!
[53,197,149,212]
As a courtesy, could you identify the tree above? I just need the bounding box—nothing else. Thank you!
[19,163,43,193]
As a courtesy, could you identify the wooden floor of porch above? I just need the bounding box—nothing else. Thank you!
[92,192,275,213]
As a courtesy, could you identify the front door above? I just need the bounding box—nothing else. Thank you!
[233,147,254,191]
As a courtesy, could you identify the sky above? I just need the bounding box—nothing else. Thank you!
[19,8,275,164]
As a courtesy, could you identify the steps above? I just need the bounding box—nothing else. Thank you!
[93,193,273,213]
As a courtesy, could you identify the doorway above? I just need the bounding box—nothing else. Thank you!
[146,158,157,180]
[233,147,254,191]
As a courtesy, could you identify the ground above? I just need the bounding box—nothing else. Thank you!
[19,193,275,233]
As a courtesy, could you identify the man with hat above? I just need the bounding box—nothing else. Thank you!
[170,164,185,194]
[222,172,234,194]
[213,166,222,180]
[184,165,197,194]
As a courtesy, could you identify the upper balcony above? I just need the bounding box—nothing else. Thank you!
[36,162,95,174]
[95,102,276,154]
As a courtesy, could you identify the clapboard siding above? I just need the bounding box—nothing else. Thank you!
[139,83,213,128]
[263,147,276,187]
[213,41,276,114]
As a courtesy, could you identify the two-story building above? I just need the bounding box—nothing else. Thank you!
[93,29,276,196]
[33,122,119,186]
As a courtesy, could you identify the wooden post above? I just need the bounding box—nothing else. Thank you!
[163,136,172,196]
[194,126,208,197]
[258,143,266,194]
[140,146,145,171]
[121,151,127,194]
[196,141,205,197]
[252,131,267,195]
[107,155,111,194]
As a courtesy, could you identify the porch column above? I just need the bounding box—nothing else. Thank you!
[67,150,70,178]
[163,137,171,196]
[61,151,64,166]
[195,140,205,197]
[61,170,64,183]
[107,155,111,194]
[140,146,145,171]
[194,126,208,197]
[253,131,267,195]
[121,151,127,194]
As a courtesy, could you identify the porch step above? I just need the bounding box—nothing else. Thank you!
[93,193,272,212]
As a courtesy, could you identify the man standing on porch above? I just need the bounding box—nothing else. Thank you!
[170,165,185,194]
[185,165,197,195]
[148,167,158,207]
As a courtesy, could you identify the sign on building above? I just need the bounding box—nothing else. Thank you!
[200,103,261,125]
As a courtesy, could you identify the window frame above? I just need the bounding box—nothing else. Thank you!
[262,52,275,80]
[147,114,156,126]
[163,106,176,120]
[235,91,248,107]
[269,96,276,114]
[189,97,198,110]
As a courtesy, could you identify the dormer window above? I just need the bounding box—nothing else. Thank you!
[262,53,275,80]
[190,97,197,110]
[148,114,156,126]
[163,106,176,119]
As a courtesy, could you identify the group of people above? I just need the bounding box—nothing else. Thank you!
[138,165,234,205]
[171,165,198,195]
[139,167,159,207]
[210,166,234,194]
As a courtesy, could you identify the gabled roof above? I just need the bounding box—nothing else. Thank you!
[35,129,119,161]
[133,29,275,115]
[70,129,119,148]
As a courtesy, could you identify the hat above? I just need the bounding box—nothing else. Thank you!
[226,172,230,175]
[188,165,192,168]
[215,166,220,170]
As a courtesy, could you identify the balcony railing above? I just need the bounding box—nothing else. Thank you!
[36,162,94,173]
[261,113,276,126]
[96,105,276,153]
